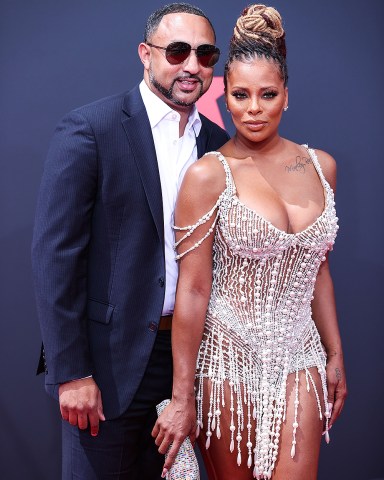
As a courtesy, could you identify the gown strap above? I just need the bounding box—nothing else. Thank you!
[204,151,237,195]
[173,151,233,260]
[302,144,329,190]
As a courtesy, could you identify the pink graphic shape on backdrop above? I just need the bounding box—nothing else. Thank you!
[196,76,225,128]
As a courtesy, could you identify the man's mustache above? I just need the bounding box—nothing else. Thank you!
[174,74,203,85]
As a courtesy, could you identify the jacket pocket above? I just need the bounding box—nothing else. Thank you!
[87,298,115,325]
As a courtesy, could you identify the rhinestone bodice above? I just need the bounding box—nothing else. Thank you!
[208,148,338,361]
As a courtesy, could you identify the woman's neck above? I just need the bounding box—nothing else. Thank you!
[232,132,284,158]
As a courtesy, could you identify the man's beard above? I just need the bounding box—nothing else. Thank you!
[149,70,204,107]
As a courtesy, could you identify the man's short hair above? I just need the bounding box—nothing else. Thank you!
[144,3,216,42]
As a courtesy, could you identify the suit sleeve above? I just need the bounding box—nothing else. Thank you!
[31,110,98,386]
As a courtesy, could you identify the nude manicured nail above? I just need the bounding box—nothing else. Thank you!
[161,468,168,478]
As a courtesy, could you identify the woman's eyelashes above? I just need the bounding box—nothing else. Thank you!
[231,90,247,99]
[230,90,279,100]
[262,90,278,99]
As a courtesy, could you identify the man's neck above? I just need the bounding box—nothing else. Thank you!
[142,78,193,137]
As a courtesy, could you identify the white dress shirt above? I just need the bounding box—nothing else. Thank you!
[139,80,202,315]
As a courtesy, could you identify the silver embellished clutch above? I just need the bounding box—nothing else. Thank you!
[156,399,200,480]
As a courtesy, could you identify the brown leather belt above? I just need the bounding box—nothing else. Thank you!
[158,315,173,330]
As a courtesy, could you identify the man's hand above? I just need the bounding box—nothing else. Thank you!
[59,377,105,436]
[151,398,197,478]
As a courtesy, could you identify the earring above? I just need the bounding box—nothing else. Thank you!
[283,105,288,112]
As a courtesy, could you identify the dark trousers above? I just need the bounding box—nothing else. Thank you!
[62,331,173,479]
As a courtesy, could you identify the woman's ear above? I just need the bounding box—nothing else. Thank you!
[284,87,289,111]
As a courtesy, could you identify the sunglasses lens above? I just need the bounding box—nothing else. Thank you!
[165,42,191,64]
[163,42,220,67]
[196,45,220,67]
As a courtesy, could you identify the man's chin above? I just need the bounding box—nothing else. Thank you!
[174,80,205,102]
[172,96,198,107]
[172,90,204,107]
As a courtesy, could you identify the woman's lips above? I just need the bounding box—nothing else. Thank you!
[244,121,268,130]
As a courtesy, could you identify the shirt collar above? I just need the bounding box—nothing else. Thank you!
[139,80,202,136]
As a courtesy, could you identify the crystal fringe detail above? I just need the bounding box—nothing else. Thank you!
[195,319,329,477]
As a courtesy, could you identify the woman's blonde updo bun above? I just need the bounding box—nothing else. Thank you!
[234,4,285,56]
[224,3,288,88]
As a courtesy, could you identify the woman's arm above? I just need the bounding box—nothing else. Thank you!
[312,149,347,428]
[312,259,347,428]
[152,155,226,477]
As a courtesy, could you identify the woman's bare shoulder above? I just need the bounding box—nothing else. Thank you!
[313,148,337,190]
[182,152,227,197]
[283,140,337,189]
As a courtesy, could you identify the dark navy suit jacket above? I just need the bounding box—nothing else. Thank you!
[31,85,229,419]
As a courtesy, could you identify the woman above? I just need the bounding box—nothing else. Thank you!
[153,4,347,479]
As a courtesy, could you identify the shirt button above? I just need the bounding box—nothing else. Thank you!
[158,277,165,287]
[148,321,158,332]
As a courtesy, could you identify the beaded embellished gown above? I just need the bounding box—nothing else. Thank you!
[175,147,339,479]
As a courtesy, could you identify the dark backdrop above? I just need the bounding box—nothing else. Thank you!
[1,1,383,479]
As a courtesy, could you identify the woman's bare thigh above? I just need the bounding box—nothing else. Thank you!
[197,366,325,480]
[197,379,255,480]
[272,367,324,480]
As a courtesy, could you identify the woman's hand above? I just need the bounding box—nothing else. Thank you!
[151,398,197,478]
[152,155,225,477]
[325,353,347,429]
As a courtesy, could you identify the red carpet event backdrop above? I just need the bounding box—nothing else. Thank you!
[0,1,383,479]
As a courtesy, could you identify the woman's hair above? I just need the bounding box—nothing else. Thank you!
[224,4,288,88]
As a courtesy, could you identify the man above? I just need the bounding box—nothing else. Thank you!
[31,3,229,479]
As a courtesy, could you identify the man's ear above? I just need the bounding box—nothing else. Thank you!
[138,43,151,69]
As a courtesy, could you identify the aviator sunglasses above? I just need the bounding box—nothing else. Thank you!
[146,41,220,68]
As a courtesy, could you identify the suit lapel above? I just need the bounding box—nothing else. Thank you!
[121,88,164,245]
[196,117,209,158]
